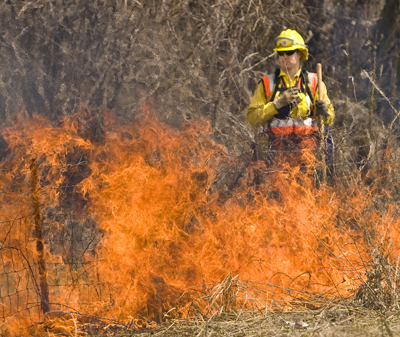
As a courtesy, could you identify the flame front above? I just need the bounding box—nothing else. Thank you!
[0,106,399,334]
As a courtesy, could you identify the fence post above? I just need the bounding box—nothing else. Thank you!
[30,158,50,314]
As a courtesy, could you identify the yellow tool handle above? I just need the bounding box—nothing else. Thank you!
[316,63,323,101]
[316,63,326,183]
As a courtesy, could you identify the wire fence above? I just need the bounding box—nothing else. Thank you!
[0,157,107,327]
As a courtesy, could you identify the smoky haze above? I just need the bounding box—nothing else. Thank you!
[0,0,397,154]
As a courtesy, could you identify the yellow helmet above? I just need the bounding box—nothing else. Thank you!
[273,29,308,61]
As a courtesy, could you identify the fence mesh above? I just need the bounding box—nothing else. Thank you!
[0,157,109,326]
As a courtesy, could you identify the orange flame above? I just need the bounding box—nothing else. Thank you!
[0,106,399,334]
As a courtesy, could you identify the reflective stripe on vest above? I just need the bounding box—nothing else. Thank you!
[265,74,274,98]
[266,117,318,136]
[308,72,318,98]
[293,117,319,135]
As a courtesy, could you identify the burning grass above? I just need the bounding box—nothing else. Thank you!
[0,106,400,335]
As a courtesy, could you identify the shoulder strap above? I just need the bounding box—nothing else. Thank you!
[301,69,316,105]
[269,68,282,103]
[260,73,275,102]
[307,72,318,96]
[262,68,316,104]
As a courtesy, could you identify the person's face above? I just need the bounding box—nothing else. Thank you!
[278,50,302,71]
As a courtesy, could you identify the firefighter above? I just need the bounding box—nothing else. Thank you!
[246,29,334,164]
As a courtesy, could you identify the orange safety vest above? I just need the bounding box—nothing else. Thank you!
[261,69,319,136]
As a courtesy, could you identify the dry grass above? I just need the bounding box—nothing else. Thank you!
[33,305,400,336]
[41,264,400,336]
[95,307,400,336]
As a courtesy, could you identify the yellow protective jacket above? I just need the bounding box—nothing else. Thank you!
[246,68,334,128]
